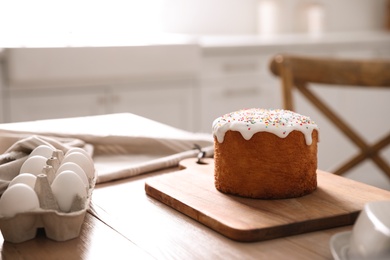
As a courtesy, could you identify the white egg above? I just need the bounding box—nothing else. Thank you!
[29,145,55,159]
[0,183,40,218]
[20,155,48,175]
[65,148,93,163]
[51,170,87,212]
[56,162,89,188]
[62,152,94,179]
[9,173,37,189]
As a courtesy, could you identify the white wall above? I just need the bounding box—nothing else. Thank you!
[1,0,387,39]
[162,0,258,35]
[162,0,389,35]
[323,0,388,32]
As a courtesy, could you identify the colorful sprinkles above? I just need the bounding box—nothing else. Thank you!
[212,108,319,145]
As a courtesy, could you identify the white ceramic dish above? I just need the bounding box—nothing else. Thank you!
[330,231,351,260]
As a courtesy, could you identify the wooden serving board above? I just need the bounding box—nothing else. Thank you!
[145,158,390,242]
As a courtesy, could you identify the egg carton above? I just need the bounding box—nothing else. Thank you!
[0,146,96,243]
[0,179,95,243]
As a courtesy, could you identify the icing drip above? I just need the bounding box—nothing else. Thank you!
[212,108,319,145]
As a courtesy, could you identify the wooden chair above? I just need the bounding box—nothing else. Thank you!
[269,54,390,178]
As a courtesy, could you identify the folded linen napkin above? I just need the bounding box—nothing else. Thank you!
[0,113,214,187]
[0,152,28,194]
[0,134,90,194]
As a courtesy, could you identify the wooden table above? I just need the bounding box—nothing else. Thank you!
[2,113,389,259]
[1,166,370,260]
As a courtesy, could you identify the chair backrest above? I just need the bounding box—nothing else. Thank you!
[269,54,390,110]
[269,54,390,178]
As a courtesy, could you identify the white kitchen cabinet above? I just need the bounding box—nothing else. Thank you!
[201,54,265,79]
[199,53,275,132]
[3,86,108,123]
[4,45,200,89]
[107,80,196,131]
[0,44,200,130]
[3,80,197,132]
[199,75,269,133]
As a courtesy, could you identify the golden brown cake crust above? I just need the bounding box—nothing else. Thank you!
[214,130,318,199]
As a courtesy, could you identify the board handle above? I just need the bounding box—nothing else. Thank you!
[178,158,214,172]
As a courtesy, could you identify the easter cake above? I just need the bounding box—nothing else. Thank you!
[212,108,319,199]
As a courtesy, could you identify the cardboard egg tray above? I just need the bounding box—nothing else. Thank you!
[0,173,96,243]
[0,146,96,243]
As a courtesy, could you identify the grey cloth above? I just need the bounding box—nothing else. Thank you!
[3,134,86,154]
[0,135,88,195]
[0,113,214,189]
[0,152,28,194]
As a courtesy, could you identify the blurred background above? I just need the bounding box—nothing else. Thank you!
[0,0,388,37]
[0,0,390,189]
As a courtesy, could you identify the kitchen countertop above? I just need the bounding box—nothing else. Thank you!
[198,31,390,54]
[2,31,390,49]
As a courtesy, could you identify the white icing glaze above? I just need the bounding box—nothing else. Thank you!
[212,108,319,145]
